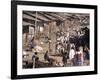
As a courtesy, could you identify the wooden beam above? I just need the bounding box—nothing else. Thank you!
[23,11,49,22]
[28,11,50,22]
[42,12,57,20]
[23,18,35,25]
[38,12,53,20]
[23,13,41,22]
[44,12,65,21]
[43,12,61,20]
[23,21,35,26]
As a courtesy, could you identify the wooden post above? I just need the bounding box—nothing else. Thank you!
[48,22,51,54]
[25,32,29,48]
[48,21,57,55]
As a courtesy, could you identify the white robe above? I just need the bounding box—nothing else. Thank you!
[69,49,75,60]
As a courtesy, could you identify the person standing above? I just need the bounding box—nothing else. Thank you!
[62,50,69,66]
[84,47,90,65]
[32,52,38,68]
[69,47,75,66]
[75,48,83,66]
[44,51,50,62]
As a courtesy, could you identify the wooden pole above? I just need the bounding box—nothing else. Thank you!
[48,22,51,54]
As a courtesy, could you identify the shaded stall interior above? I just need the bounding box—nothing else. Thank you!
[22,11,90,68]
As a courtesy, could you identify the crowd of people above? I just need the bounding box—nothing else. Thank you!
[54,27,90,67]
[23,27,90,68]
[30,43,90,67]
[31,45,90,68]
